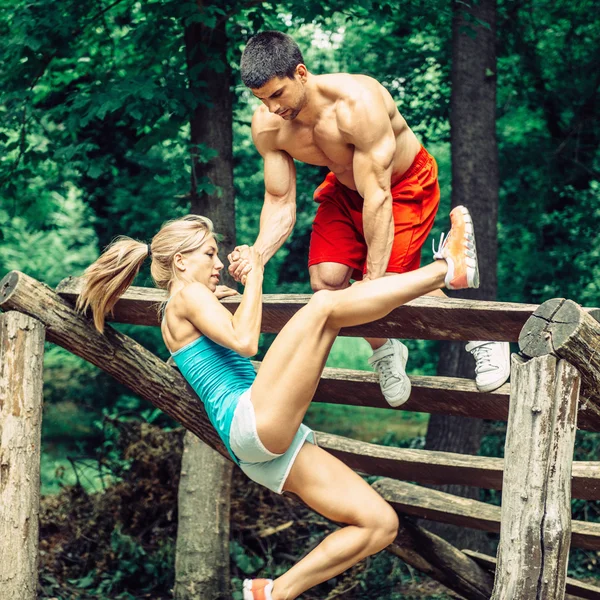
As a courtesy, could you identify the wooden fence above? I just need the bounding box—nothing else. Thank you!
[1,269,600,599]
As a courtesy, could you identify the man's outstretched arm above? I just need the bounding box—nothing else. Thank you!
[229,114,297,282]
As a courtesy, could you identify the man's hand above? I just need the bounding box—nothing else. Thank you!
[227,245,253,283]
[214,285,240,299]
[358,273,378,284]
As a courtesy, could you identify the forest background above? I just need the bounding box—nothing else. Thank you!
[1,0,599,598]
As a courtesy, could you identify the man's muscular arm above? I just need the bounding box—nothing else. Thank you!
[339,93,395,280]
[229,110,297,282]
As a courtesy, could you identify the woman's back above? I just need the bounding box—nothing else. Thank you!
[170,333,256,459]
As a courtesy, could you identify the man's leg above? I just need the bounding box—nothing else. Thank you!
[428,285,510,391]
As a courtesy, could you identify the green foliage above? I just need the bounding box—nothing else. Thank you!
[230,540,266,574]
[0,185,97,283]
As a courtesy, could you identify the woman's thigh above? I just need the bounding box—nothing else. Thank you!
[250,296,338,453]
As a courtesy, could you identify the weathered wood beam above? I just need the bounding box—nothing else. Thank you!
[56,275,540,341]
[0,312,45,600]
[314,365,512,420]
[321,363,600,432]
[492,354,580,600]
[463,550,600,600]
[387,517,494,600]
[520,297,600,412]
[0,271,499,600]
[317,431,600,500]
[283,364,600,431]
[373,478,600,550]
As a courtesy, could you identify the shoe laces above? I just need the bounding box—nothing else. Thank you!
[432,230,476,260]
[432,231,448,260]
[470,343,496,374]
[371,354,400,385]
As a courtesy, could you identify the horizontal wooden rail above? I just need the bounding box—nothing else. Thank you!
[310,365,600,431]
[462,550,600,600]
[56,276,541,342]
[373,479,600,550]
[316,431,600,500]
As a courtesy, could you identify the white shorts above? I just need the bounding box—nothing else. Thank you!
[229,388,315,494]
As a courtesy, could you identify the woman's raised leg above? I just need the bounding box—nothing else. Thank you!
[251,206,477,454]
[251,261,447,453]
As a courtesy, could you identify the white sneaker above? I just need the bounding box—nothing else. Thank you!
[368,339,411,407]
[466,341,510,392]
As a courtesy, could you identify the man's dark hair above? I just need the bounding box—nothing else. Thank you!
[241,31,304,89]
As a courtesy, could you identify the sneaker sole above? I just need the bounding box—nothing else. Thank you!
[452,205,479,289]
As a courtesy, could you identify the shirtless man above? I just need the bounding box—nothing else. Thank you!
[229,31,510,403]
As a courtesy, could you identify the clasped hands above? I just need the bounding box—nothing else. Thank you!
[227,244,260,285]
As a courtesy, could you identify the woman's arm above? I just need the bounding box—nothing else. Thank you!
[179,249,264,357]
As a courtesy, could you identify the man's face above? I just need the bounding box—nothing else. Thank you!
[251,69,307,121]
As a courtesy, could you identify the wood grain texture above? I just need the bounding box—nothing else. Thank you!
[0,312,45,600]
[520,298,600,409]
[373,478,599,550]
[463,550,600,600]
[387,516,494,600]
[316,431,600,500]
[492,355,581,600]
[56,275,541,341]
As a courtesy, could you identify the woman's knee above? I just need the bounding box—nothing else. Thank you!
[368,504,399,552]
[306,289,336,318]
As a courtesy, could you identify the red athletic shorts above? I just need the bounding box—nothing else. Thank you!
[308,146,440,280]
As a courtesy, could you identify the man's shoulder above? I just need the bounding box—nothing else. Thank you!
[252,104,281,130]
[321,73,384,101]
[251,105,283,147]
[330,75,387,135]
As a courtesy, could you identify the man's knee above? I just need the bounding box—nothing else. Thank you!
[309,264,351,292]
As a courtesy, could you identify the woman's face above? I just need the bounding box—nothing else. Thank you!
[180,235,224,291]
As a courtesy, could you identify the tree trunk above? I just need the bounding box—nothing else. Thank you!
[425,0,499,552]
[0,312,45,599]
[175,435,232,599]
[185,3,236,252]
[175,7,235,599]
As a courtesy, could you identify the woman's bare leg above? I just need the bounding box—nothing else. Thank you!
[251,260,448,453]
[266,443,399,600]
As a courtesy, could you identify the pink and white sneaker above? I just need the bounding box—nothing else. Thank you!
[243,578,274,600]
[432,205,479,290]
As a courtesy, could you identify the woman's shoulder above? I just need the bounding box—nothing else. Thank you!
[171,282,214,311]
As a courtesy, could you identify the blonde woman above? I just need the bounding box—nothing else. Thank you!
[78,206,479,600]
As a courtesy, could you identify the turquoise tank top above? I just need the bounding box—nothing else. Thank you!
[171,335,256,463]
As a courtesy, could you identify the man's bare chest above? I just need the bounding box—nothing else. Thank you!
[278,122,354,174]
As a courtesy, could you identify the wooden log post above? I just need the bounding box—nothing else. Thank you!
[174,436,232,599]
[491,354,580,600]
[0,311,46,599]
[519,297,600,420]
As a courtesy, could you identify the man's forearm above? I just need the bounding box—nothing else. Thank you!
[254,197,296,264]
[363,193,394,279]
